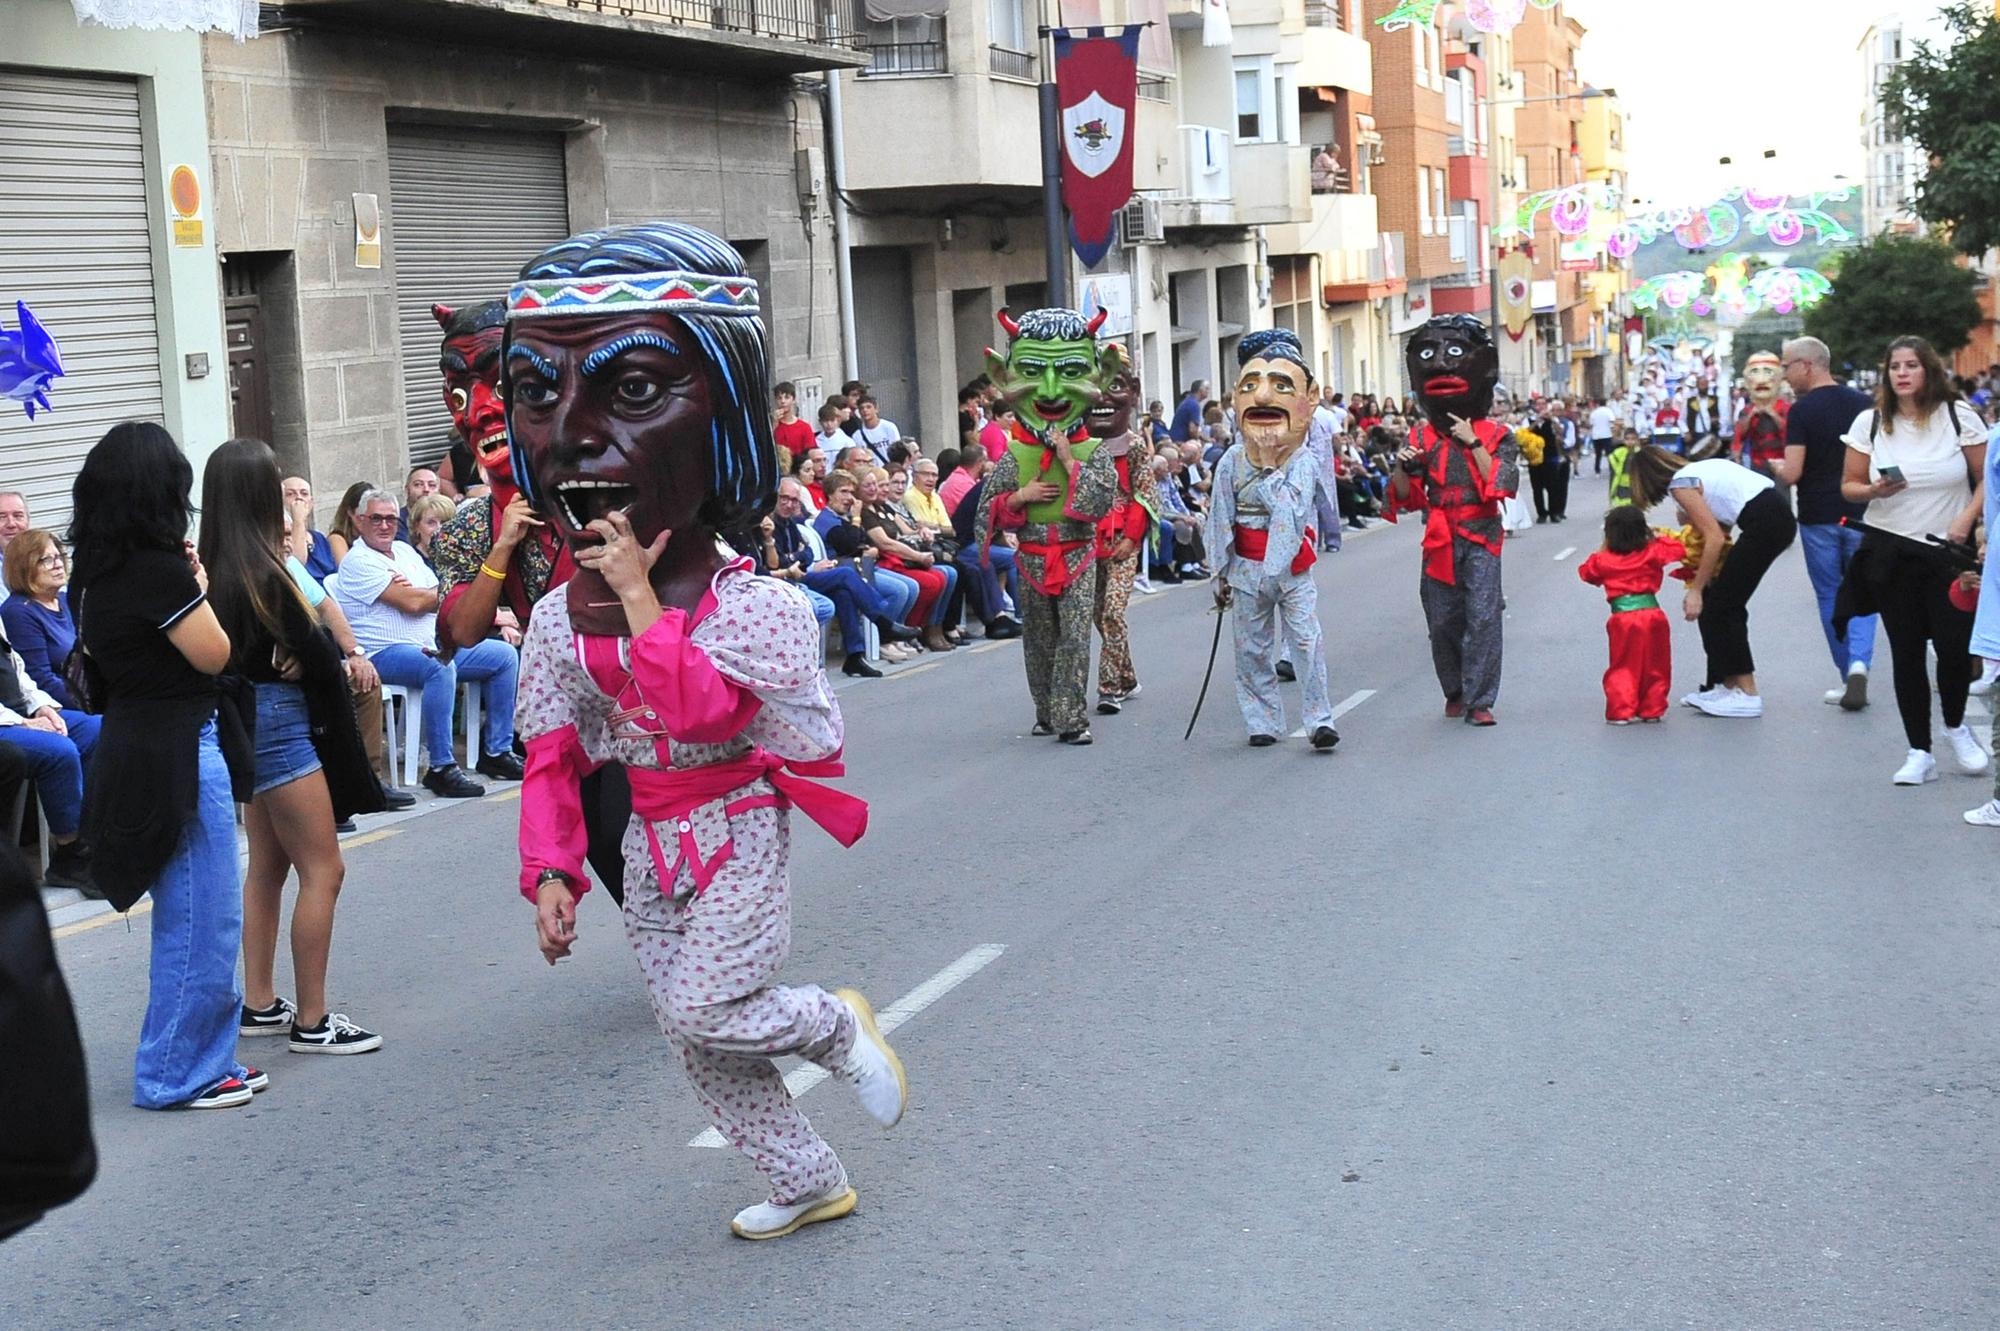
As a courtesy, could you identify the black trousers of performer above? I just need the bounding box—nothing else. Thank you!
[1591,438,1612,474]
[1529,459,1570,521]
[1868,544,1975,752]
[581,764,630,905]
[1697,489,1796,685]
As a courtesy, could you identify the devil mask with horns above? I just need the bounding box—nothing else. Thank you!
[435,300,511,489]
[983,306,1121,441]
[1405,314,1500,436]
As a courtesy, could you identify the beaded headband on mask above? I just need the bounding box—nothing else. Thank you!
[506,270,761,320]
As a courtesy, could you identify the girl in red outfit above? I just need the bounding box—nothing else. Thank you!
[1578,504,1686,723]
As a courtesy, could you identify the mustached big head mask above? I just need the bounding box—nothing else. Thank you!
[1743,351,1782,409]
[1234,327,1315,467]
[1405,314,1500,434]
[435,300,509,486]
[502,221,778,553]
[984,307,1115,439]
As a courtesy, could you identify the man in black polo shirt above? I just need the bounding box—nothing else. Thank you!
[1779,335,1875,710]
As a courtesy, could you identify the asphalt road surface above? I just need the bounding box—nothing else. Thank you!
[8,476,1997,1331]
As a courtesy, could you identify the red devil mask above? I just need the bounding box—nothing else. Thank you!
[434,301,510,491]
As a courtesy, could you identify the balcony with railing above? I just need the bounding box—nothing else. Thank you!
[267,0,868,73]
[860,32,948,74]
[1303,0,1343,27]
[987,43,1034,78]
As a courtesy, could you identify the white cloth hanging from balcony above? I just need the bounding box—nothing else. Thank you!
[862,0,950,20]
[1201,0,1231,46]
[70,0,259,39]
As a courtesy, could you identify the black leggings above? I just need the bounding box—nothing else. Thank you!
[1870,545,1974,751]
[1698,489,1796,684]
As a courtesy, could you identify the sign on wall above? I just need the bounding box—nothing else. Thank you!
[1078,272,1134,337]
[167,164,203,246]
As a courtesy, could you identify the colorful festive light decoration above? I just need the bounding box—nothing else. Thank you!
[1615,185,1854,255]
[1376,0,1557,31]
[1747,265,1834,315]
[1491,181,1621,242]
[1627,263,1834,318]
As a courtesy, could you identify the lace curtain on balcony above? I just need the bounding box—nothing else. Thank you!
[863,0,949,19]
[70,0,260,39]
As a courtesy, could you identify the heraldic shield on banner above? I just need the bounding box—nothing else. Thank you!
[1054,27,1141,268]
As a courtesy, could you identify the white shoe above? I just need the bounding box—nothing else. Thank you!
[1965,799,2000,826]
[1681,686,1722,709]
[1822,686,1846,705]
[1972,662,2000,697]
[1893,749,1939,786]
[730,1177,857,1240]
[1694,687,1763,718]
[1945,724,1991,775]
[835,988,907,1128]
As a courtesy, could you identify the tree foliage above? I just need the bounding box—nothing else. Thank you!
[1803,234,1981,374]
[1886,2,2000,254]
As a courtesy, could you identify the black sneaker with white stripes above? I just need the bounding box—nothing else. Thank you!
[240,997,296,1037]
[289,1012,383,1054]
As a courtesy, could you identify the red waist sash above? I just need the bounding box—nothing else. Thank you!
[627,748,868,850]
[1017,532,1093,595]
[1422,503,1502,585]
[1232,524,1317,576]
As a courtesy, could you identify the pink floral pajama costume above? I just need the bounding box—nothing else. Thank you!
[517,558,869,1204]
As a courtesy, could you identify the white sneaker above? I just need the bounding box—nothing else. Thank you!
[835,988,907,1128]
[1945,724,1991,775]
[1681,686,1722,709]
[1694,687,1763,718]
[730,1176,857,1240]
[1964,799,2000,827]
[1822,686,1846,705]
[1972,661,2000,697]
[1893,749,1939,786]
[1839,662,1869,711]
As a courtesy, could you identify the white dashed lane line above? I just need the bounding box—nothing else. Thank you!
[1554,546,1577,561]
[1288,688,1378,740]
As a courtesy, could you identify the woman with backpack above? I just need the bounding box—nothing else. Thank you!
[1841,335,1989,786]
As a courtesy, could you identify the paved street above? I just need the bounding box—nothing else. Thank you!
[8,481,1997,1331]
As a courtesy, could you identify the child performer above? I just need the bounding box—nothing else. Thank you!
[507,223,904,1241]
[1577,504,1685,724]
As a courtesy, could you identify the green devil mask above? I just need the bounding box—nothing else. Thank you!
[983,307,1123,440]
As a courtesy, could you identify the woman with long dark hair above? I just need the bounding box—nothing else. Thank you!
[200,439,382,1055]
[1626,444,1796,717]
[70,422,260,1110]
[1841,335,1989,785]
[324,480,371,565]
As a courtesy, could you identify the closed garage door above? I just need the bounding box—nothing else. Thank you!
[387,125,569,469]
[0,69,163,532]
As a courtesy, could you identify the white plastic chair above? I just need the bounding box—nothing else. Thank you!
[459,678,482,768]
[380,684,420,786]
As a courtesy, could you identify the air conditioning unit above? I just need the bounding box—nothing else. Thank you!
[1120,196,1165,246]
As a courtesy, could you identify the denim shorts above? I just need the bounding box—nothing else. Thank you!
[251,680,322,796]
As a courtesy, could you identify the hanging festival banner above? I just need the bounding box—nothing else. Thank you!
[1054,26,1142,269]
[1498,250,1534,341]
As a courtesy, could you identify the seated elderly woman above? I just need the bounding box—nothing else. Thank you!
[812,468,921,661]
[859,465,958,653]
[905,455,1019,639]
[406,493,456,571]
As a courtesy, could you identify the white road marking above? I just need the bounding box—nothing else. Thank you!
[1553,546,1577,561]
[689,943,1007,1148]
[1289,688,1377,739]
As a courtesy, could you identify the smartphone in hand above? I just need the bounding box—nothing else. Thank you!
[1878,465,1906,484]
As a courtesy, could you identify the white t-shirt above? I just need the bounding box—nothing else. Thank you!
[1588,405,1616,440]
[1842,403,1984,539]
[1667,457,1774,527]
[331,539,440,654]
[853,419,901,461]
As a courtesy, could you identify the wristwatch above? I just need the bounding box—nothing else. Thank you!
[536,867,571,891]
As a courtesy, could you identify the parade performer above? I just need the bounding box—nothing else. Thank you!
[1577,504,1684,724]
[507,223,903,1241]
[427,299,632,902]
[1205,329,1340,751]
[1386,314,1521,726]
[975,308,1120,744]
[1089,361,1156,716]
[1733,351,1789,478]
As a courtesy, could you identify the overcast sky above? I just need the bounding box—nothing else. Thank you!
[1560,0,1954,206]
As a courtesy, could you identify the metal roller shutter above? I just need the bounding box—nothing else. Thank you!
[387,126,569,469]
[0,69,163,533]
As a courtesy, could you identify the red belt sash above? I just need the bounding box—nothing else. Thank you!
[1018,530,1093,595]
[626,748,867,895]
[1422,503,1502,585]
[1232,524,1317,576]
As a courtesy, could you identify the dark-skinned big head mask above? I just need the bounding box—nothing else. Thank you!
[1405,314,1499,435]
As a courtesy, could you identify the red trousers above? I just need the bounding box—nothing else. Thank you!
[1604,607,1672,721]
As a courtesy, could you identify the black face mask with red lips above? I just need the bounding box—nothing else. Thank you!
[1405,315,1500,437]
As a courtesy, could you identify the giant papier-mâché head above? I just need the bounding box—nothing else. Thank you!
[1234,328,1316,468]
[984,306,1122,440]
[1405,314,1500,434]
[434,299,509,488]
[503,221,778,553]
[1743,351,1782,410]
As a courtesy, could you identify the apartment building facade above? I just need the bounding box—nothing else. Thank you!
[1363,0,1456,375]
[1510,0,1595,395]
[203,0,857,507]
